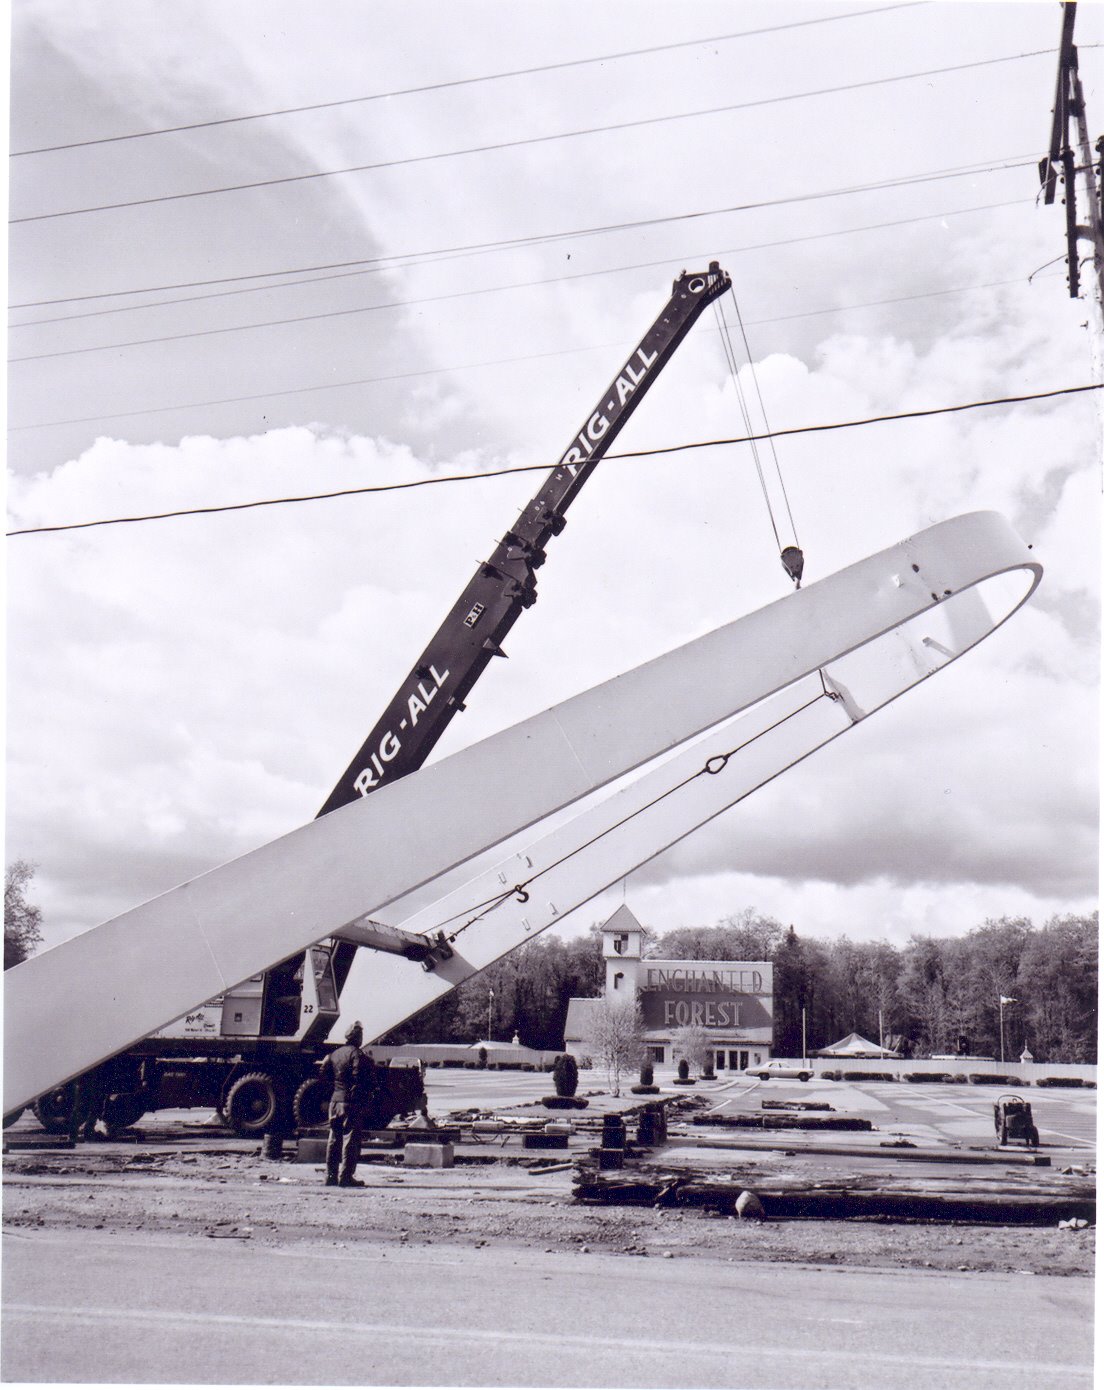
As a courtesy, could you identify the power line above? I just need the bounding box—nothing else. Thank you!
[10,197,1029,326]
[8,269,1060,434]
[9,51,1049,226]
[8,383,1098,537]
[11,5,927,157]
[9,193,1027,316]
[7,159,1037,363]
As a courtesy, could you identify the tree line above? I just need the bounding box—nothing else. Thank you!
[382,906,1098,1064]
[6,859,1094,1064]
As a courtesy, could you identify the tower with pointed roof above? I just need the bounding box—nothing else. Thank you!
[601,903,646,999]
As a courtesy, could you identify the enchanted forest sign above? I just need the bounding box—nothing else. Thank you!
[638,960,773,1038]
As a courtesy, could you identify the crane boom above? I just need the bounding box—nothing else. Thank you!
[317,262,731,816]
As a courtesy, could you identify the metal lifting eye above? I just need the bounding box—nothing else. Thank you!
[514,886,530,904]
[705,754,729,775]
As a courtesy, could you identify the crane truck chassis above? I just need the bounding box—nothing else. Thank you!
[27,940,424,1138]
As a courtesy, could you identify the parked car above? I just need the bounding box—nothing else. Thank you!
[745,1059,812,1082]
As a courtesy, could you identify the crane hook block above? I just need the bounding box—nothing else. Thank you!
[781,545,805,589]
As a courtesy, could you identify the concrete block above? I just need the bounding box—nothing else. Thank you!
[523,1132,569,1150]
[404,1141,454,1168]
[296,1136,327,1164]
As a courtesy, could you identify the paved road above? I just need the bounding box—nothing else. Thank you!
[711,1077,1096,1154]
[3,1227,1092,1388]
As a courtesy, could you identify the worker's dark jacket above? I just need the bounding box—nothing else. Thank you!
[321,1043,363,1107]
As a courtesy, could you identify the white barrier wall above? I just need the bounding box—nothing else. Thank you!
[803,1057,1096,1085]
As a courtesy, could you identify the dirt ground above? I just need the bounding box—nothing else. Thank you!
[2,1141,1094,1279]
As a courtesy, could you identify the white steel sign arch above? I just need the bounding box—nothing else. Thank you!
[4,511,1040,1113]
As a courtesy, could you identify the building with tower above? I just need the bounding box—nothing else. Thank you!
[563,905,774,1072]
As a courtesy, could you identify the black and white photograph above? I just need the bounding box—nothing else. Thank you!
[4,1,1100,1386]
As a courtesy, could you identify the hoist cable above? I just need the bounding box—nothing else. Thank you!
[442,683,832,943]
[721,293,800,548]
[713,297,782,551]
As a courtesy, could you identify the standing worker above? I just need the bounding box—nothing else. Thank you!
[320,1021,366,1188]
[67,1068,105,1143]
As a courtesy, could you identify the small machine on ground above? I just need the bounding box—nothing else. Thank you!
[993,1093,1040,1148]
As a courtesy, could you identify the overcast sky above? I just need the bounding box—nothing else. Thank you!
[7,0,1101,958]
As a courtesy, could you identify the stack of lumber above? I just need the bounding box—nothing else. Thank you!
[571,1162,1095,1225]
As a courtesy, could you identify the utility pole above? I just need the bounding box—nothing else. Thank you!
[1040,3,1104,412]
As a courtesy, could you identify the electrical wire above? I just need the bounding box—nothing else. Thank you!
[11,4,928,157]
[9,195,1029,321]
[7,382,1098,538]
[7,162,1040,364]
[9,53,1049,225]
[8,268,1064,434]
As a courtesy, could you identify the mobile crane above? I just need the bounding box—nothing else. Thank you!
[21,263,732,1137]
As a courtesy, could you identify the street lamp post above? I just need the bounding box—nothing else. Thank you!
[999,995,1018,1064]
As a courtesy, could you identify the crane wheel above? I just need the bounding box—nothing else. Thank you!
[102,1092,147,1131]
[293,1076,331,1130]
[224,1072,280,1136]
[33,1084,77,1134]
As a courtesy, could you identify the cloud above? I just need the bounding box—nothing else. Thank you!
[7,2,1098,956]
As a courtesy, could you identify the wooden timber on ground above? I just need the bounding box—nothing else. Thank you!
[571,1162,1096,1225]
[667,1131,1052,1165]
[760,1100,834,1112]
[691,1113,871,1132]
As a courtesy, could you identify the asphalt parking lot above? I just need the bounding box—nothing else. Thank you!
[704,1074,1096,1156]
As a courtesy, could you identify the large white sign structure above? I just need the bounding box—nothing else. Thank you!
[4,512,1040,1113]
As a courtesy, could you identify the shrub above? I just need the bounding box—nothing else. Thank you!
[968,1073,1021,1086]
[1035,1076,1087,1088]
[552,1053,579,1098]
[631,1084,660,1095]
[542,1095,589,1110]
[820,1070,842,1081]
[677,1058,690,1082]
[841,1070,895,1082]
[639,1060,654,1087]
[477,1048,488,1069]
[904,1072,951,1083]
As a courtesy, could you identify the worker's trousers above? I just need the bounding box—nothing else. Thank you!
[326,1099,363,1184]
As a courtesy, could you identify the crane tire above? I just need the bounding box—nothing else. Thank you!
[103,1093,147,1131]
[1028,1125,1040,1148]
[293,1076,331,1130]
[33,1084,77,1134]
[224,1072,280,1136]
